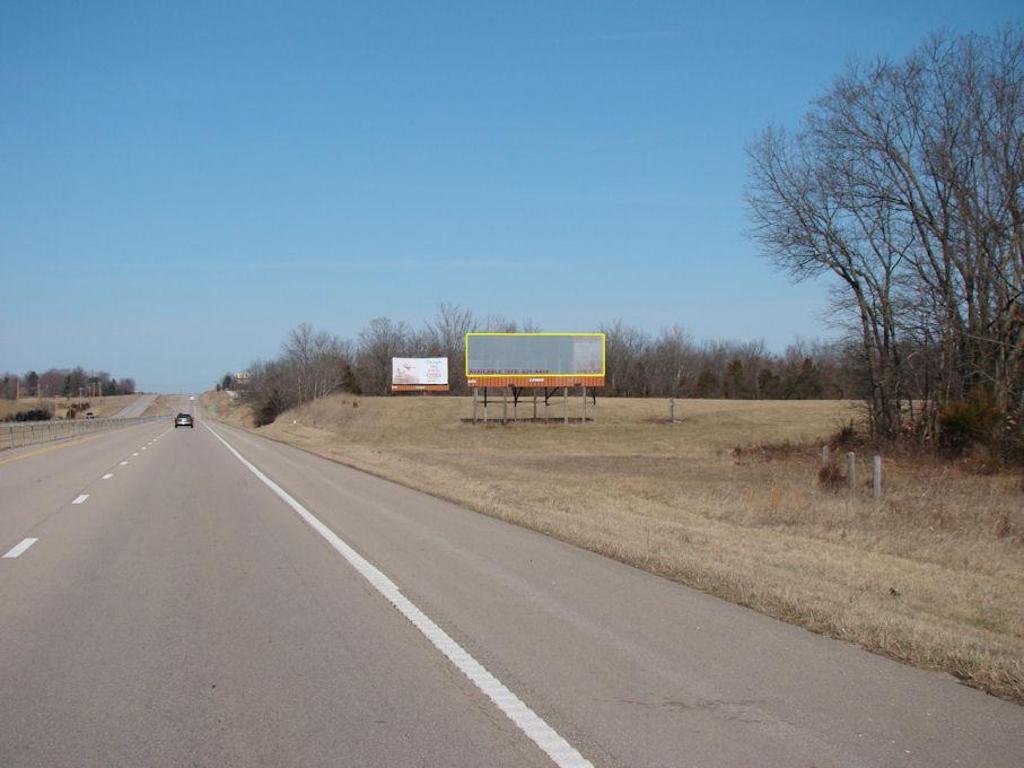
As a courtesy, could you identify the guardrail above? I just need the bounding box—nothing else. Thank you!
[0,415,168,452]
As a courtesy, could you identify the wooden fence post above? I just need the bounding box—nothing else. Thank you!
[873,455,882,498]
[821,445,829,468]
[847,452,857,489]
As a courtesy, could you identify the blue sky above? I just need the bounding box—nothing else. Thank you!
[1,1,1019,392]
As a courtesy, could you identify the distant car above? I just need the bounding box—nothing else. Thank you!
[84,412,95,419]
[174,413,194,428]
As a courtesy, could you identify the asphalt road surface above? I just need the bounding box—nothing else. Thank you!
[1,397,1021,767]
[110,393,159,419]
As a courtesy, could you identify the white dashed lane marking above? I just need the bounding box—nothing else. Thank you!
[102,473,113,480]
[3,538,38,559]
[120,461,128,466]
[72,494,89,505]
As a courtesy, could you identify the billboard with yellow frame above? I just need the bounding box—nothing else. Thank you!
[464,332,606,388]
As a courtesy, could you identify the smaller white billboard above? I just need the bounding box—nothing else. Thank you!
[392,357,449,387]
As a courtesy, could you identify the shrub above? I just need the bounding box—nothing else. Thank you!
[938,392,1001,456]
[254,389,286,427]
[830,419,859,447]
[64,401,91,420]
[993,511,1013,539]
[818,462,845,491]
[4,408,53,422]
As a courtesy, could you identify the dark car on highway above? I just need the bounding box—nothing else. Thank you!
[174,413,194,428]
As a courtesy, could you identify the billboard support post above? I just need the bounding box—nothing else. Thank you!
[563,387,568,424]
[582,385,587,423]
[472,389,478,424]
[502,390,508,424]
[533,392,538,421]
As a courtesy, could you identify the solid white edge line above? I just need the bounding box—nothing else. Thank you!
[203,421,593,768]
[3,537,38,558]
[72,494,89,505]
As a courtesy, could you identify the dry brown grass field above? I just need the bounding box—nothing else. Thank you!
[203,391,1024,702]
[0,394,141,420]
[142,394,188,417]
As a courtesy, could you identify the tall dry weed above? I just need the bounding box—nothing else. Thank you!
[817,462,845,491]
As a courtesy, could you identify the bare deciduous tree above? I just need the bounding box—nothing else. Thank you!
[355,317,412,395]
[282,322,349,402]
[424,303,475,393]
[748,27,1024,439]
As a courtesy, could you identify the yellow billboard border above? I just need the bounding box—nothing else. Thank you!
[464,332,606,378]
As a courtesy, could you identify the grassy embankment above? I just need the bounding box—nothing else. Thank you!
[141,394,190,417]
[203,391,1024,702]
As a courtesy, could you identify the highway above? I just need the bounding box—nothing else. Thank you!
[1,398,1021,767]
[111,393,159,419]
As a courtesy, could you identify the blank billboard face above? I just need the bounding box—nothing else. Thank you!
[465,333,605,376]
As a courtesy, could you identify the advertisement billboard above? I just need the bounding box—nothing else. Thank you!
[391,357,449,392]
[465,333,605,387]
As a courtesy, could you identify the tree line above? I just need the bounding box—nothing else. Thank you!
[0,368,137,400]
[229,27,1022,457]
[225,305,863,426]
[747,26,1023,453]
